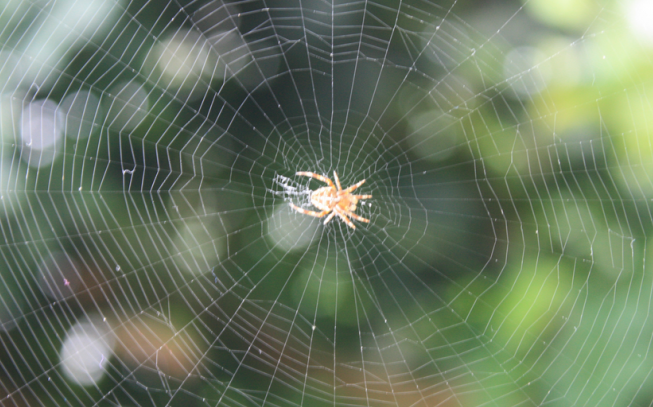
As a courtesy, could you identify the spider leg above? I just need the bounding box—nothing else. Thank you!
[333,171,342,191]
[343,179,366,193]
[353,194,372,200]
[334,208,357,229]
[323,211,337,224]
[289,202,330,218]
[347,212,370,223]
[296,172,335,189]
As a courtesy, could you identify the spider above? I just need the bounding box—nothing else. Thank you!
[290,171,372,230]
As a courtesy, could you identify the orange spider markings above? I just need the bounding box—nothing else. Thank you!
[290,171,372,230]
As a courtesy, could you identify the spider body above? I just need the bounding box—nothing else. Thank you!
[290,171,372,229]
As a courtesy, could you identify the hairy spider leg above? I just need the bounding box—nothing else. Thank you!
[353,194,373,200]
[289,202,330,218]
[295,171,335,189]
[334,207,357,229]
[323,211,337,224]
[333,171,343,191]
[342,179,367,194]
[347,211,370,223]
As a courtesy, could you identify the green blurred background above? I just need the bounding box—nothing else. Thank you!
[1,0,653,406]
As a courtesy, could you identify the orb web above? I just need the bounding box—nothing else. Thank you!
[0,0,652,406]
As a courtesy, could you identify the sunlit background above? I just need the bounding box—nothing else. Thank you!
[1,0,653,406]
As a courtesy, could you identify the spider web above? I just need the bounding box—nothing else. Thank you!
[1,0,653,406]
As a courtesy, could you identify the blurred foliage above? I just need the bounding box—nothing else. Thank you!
[1,0,653,406]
